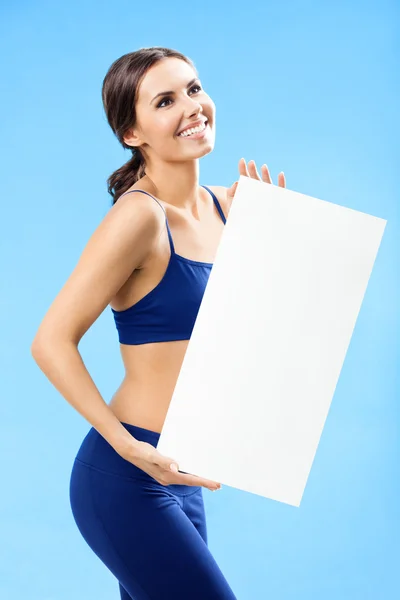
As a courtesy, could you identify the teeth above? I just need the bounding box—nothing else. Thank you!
[178,122,206,137]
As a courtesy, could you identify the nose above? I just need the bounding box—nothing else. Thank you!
[183,95,203,118]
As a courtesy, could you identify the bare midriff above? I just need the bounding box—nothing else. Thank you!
[108,340,190,434]
[107,181,229,435]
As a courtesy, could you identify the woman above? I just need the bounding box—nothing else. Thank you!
[31,47,286,599]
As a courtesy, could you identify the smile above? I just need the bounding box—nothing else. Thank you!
[177,120,208,139]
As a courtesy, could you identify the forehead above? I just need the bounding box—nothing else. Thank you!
[137,57,198,102]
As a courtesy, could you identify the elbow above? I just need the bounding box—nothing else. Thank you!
[30,333,76,365]
[30,335,52,364]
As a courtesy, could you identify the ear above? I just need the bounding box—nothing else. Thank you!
[123,127,144,148]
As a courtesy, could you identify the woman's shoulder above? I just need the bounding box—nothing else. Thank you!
[204,185,233,218]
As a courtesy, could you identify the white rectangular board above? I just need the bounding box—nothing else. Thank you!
[157,175,387,507]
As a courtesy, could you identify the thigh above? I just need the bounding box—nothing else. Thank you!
[70,459,237,600]
[182,487,208,545]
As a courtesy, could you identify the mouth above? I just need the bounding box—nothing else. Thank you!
[176,119,209,139]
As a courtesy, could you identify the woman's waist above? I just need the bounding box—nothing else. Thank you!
[110,375,176,408]
[108,375,175,433]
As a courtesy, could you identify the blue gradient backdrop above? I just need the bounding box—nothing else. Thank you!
[1,1,398,598]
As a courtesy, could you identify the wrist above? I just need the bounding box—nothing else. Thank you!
[115,432,142,461]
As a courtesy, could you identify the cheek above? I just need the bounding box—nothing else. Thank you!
[204,97,216,121]
[153,114,179,141]
[148,116,180,152]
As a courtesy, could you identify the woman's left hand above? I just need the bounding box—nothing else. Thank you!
[227,158,286,201]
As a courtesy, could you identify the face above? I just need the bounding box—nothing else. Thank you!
[123,57,216,164]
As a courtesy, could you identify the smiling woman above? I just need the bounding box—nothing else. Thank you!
[102,49,217,202]
[31,44,285,600]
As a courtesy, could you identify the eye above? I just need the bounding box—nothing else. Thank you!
[189,84,202,94]
[157,96,172,109]
[156,84,203,109]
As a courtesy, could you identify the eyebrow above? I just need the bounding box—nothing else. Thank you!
[150,78,199,105]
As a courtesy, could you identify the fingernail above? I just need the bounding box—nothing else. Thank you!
[170,463,178,472]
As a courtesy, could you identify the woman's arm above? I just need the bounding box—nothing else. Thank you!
[31,192,164,458]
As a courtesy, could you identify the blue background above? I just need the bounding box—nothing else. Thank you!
[1,1,398,598]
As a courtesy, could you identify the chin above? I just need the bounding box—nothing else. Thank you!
[192,137,216,159]
[198,144,214,158]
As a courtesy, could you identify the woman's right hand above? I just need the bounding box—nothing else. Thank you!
[124,440,222,491]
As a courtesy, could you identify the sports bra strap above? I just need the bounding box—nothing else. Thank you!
[201,185,226,224]
[118,185,226,254]
[118,189,175,254]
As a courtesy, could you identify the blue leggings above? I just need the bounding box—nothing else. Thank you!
[69,422,237,599]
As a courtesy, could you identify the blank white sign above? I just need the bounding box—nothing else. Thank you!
[157,175,387,507]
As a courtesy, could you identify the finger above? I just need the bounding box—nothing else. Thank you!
[161,458,220,490]
[152,453,180,473]
[158,452,221,489]
[238,157,249,177]
[278,171,286,187]
[170,470,221,490]
[261,164,272,184]
[189,476,221,491]
[248,160,262,180]
[228,181,239,197]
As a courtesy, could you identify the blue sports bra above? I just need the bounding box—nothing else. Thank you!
[111,185,226,345]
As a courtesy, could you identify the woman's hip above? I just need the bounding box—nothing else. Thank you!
[70,420,201,495]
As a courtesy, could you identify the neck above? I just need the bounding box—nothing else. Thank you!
[142,159,202,213]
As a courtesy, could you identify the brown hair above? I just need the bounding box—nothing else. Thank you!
[102,47,197,204]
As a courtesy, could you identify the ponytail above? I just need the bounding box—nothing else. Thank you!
[107,149,146,205]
